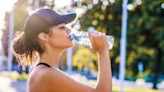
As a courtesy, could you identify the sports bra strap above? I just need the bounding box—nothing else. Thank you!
[36,63,51,67]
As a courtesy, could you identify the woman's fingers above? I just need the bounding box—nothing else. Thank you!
[98,32,102,36]
[88,31,109,53]
[102,33,106,36]
[88,31,93,38]
[88,31,102,37]
[94,31,98,35]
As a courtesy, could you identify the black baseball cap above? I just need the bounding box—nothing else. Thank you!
[24,9,76,41]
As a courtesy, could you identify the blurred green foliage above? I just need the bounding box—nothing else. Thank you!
[72,47,98,73]
[77,0,164,89]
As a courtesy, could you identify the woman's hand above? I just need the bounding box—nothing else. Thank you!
[88,31,109,54]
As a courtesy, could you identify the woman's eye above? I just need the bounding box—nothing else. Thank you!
[60,27,65,29]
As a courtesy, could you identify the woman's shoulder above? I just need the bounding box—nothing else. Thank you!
[28,67,62,91]
[34,67,70,82]
[29,66,71,85]
[29,67,59,82]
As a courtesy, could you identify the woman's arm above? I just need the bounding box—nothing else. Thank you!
[95,51,112,92]
[88,30,112,92]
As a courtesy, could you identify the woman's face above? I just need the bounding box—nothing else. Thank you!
[47,23,73,49]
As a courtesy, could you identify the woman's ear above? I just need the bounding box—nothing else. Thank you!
[38,32,49,42]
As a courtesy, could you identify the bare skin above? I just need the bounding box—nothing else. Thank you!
[27,23,112,92]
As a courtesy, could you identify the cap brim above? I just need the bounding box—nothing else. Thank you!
[51,13,76,26]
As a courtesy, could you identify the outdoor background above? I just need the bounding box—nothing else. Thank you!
[0,0,164,92]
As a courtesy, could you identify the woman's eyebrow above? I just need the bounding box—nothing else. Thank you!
[62,24,66,27]
[59,24,65,26]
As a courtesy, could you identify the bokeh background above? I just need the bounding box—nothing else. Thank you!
[0,0,164,92]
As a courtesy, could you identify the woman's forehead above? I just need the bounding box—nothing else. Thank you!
[58,23,65,26]
[52,23,65,28]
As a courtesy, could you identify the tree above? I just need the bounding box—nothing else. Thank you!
[127,0,164,89]
[78,0,164,89]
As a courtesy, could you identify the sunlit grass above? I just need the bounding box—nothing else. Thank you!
[0,71,28,80]
[112,85,162,92]
[82,80,162,92]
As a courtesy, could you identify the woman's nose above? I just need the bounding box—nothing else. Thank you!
[67,28,71,34]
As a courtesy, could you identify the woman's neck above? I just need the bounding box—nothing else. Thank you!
[39,47,64,69]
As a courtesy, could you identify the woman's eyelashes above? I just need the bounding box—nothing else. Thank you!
[60,26,65,29]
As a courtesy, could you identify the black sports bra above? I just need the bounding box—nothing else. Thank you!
[36,62,51,67]
[29,62,51,74]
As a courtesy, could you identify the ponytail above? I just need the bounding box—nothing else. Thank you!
[11,32,38,69]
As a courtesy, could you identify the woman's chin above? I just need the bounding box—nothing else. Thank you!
[65,43,73,49]
[68,44,73,48]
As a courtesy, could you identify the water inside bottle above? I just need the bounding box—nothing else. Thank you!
[70,32,114,49]
[70,32,91,46]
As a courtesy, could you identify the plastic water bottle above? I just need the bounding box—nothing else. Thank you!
[70,31,114,49]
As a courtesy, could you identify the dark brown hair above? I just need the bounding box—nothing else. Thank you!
[11,27,53,69]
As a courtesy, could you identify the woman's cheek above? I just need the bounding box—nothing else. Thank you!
[55,33,67,43]
[58,33,66,40]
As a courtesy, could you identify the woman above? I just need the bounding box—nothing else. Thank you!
[11,9,112,92]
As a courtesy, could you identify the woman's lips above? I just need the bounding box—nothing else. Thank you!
[69,36,73,41]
